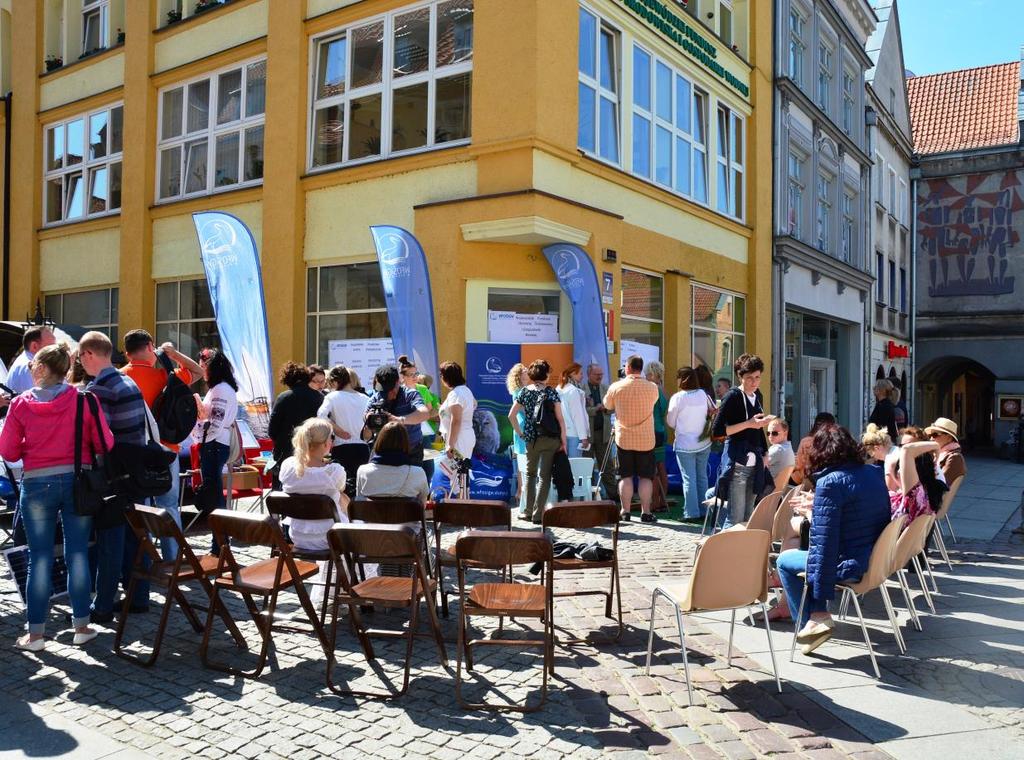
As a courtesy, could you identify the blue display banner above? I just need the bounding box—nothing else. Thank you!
[369,226,439,390]
[542,243,610,381]
[192,211,273,408]
[466,342,521,452]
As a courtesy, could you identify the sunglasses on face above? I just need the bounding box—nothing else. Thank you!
[768,431,782,437]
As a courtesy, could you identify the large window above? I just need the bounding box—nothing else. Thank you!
[631,44,709,203]
[715,104,744,219]
[82,0,109,55]
[875,252,885,304]
[156,279,221,358]
[787,152,805,238]
[898,178,908,225]
[817,43,832,113]
[621,268,663,354]
[840,191,854,262]
[691,284,745,384]
[44,287,119,346]
[578,6,619,164]
[44,104,123,225]
[815,174,832,251]
[157,59,266,201]
[842,69,855,135]
[788,10,805,86]
[306,263,390,365]
[310,0,473,171]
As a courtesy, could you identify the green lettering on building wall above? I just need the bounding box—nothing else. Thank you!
[616,0,750,99]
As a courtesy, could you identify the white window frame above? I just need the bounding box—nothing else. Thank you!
[841,68,855,135]
[788,9,805,86]
[888,167,897,216]
[841,190,854,263]
[155,57,267,203]
[897,177,908,225]
[874,152,885,206]
[305,263,390,365]
[817,41,833,113]
[621,265,664,354]
[308,0,473,173]
[82,0,109,54]
[578,5,620,166]
[718,0,733,47]
[630,42,710,206]
[42,103,124,227]
[715,103,744,221]
[815,173,833,252]
[787,151,805,238]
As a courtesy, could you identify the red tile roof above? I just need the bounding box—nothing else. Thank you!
[907,62,1021,155]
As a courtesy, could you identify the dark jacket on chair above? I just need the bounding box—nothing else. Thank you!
[806,463,891,603]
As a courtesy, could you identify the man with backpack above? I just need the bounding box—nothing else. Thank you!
[122,329,202,564]
[79,331,151,623]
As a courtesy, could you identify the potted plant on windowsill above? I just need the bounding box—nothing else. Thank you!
[195,0,221,14]
[167,9,182,24]
[116,29,125,44]
[44,55,63,72]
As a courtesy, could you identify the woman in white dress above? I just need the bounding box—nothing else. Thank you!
[556,362,590,458]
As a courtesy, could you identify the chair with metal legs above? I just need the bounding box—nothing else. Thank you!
[790,516,906,677]
[645,529,781,703]
[931,476,963,569]
[889,515,938,634]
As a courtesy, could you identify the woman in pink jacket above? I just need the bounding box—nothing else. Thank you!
[0,343,113,651]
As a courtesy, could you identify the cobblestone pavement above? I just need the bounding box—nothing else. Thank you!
[2,460,1023,759]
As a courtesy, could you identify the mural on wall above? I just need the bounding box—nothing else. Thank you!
[917,170,1023,298]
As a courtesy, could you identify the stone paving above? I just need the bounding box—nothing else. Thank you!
[2,457,1023,759]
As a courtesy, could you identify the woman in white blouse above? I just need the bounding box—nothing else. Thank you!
[278,418,349,550]
[317,365,370,497]
[666,366,716,523]
[556,362,590,458]
[193,348,239,554]
[437,361,477,461]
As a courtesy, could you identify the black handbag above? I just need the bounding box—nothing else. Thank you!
[110,411,176,499]
[73,392,114,518]
[532,389,561,438]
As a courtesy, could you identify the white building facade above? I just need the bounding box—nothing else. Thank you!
[773,0,877,436]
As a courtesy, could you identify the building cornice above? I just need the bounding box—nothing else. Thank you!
[818,1,876,67]
[775,235,874,291]
[777,77,873,165]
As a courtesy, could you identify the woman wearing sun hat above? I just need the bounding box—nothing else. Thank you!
[924,417,967,483]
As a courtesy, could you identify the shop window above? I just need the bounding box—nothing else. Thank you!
[44,103,123,225]
[621,268,663,356]
[44,287,119,346]
[306,263,390,365]
[156,279,221,359]
[157,59,266,201]
[578,6,619,164]
[630,43,709,204]
[691,283,745,386]
[310,0,473,172]
[716,104,744,220]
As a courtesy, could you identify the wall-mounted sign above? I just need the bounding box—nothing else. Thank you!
[614,0,750,98]
[487,310,559,344]
[328,338,395,380]
[602,272,614,305]
[887,341,910,359]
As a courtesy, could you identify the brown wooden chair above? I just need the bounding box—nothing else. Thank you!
[115,504,246,666]
[265,491,339,625]
[542,500,622,642]
[455,530,554,713]
[325,523,446,700]
[432,499,512,618]
[348,498,432,577]
[199,510,330,679]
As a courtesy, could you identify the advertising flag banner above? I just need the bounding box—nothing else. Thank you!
[542,243,610,380]
[192,211,273,434]
[370,226,439,390]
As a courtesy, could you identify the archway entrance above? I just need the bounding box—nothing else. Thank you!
[916,356,996,449]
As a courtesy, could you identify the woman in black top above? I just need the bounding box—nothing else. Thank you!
[710,354,772,527]
[868,379,899,443]
[268,362,325,486]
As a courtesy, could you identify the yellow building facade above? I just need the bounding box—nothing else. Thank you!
[0,0,772,395]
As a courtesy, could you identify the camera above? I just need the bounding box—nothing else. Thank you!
[364,400,390,436]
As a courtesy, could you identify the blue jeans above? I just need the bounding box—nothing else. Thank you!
[154,455,181,560]
[777,549,827,626]
[93,524,125,615]
[723,464,756,529]
[565,437,581,458]
[21,473,93,634]
[675,449,710,519]
[201,441,231,554]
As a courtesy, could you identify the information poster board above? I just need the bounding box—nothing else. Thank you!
[327,338,395,380]
[487,311,559,344]
[620,339,660,368]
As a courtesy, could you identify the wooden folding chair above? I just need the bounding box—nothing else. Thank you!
[432,499,512,618]
[199,510,330,679]
[115,504,246,666]
[455,530,554,713]
[541,500,622,642]
[349,498,432,577]
[325,523,446,700]
[265,491,339,625]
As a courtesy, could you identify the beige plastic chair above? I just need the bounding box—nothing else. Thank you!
[745,491,785,533]
[888,514,937,638]
[790,515,906,678]
[646,529,780,703]
[932,475,963,568]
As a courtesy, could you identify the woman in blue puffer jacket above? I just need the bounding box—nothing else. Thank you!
[777,424,891,654]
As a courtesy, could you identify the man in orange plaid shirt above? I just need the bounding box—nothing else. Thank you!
[603,355,660,523]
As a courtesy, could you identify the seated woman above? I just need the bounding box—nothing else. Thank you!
[776,425,891,654]
[278,418,351,598]
[861,423,896,467]
[356,422,430,503]
[887,439,945,525]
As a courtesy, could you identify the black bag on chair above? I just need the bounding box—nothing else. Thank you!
[73,392,114,518]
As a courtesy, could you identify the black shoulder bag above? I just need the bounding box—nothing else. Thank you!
[532,389,561,438]
[73,392,114,518]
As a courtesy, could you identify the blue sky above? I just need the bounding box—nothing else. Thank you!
[898,0,1023,75]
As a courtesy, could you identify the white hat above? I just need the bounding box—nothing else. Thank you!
[924,417,958,442]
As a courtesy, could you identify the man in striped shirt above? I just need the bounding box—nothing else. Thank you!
[80,331,151,623]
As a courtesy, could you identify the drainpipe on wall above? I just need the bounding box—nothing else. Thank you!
[2,91,10,321]
[864,108,877,428]
[910,168,919,424]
